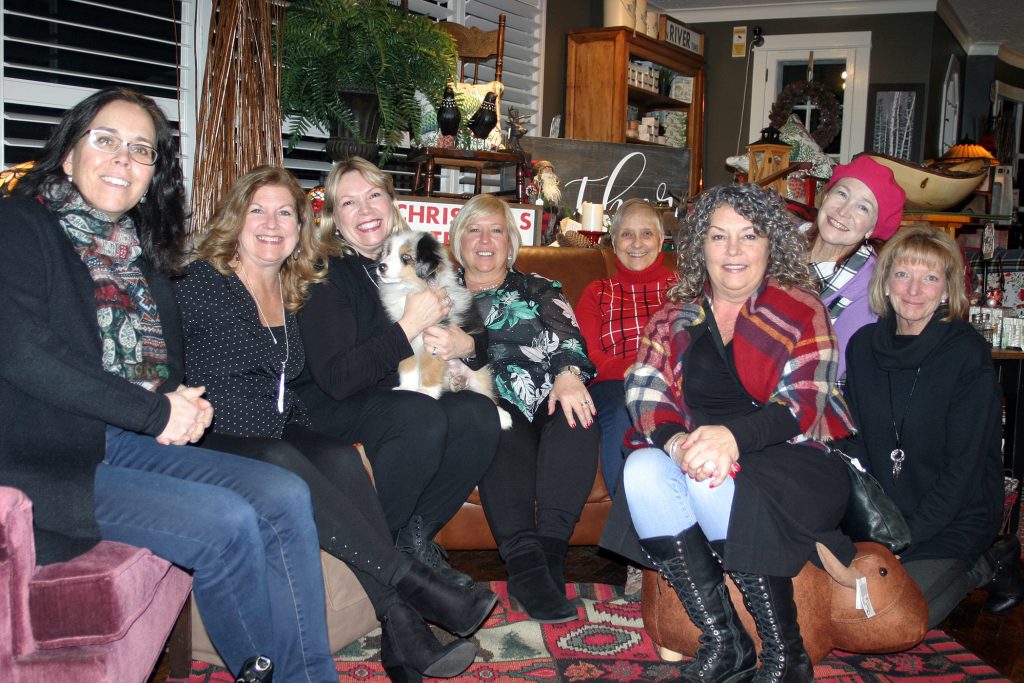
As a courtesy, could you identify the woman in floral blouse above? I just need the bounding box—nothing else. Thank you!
[450,194,599,624]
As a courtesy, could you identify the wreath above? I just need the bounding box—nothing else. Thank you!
[769,80,841,149]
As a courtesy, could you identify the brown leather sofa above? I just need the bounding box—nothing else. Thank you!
[436,246,678,550]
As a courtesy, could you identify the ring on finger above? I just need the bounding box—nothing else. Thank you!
[702,459,717,473]
[431,346,438,356]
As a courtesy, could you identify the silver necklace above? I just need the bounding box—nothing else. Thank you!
[886,367,921,482]
[238,267,289,414]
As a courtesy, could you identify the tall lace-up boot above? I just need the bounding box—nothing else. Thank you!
[729,572,812,683]
[640,526,756,682]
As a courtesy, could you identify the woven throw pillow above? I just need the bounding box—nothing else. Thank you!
[418,81,504,150]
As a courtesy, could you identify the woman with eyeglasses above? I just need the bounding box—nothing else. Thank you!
[0,86,338,682]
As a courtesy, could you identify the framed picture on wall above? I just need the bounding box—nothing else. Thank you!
[866,83,926,161]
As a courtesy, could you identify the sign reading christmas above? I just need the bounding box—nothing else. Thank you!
[396,197,540,246]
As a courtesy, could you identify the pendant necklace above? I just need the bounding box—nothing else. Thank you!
[886,366,921,482]
[239,267,289,413]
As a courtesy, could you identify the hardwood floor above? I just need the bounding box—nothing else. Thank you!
[153,546,1024,682]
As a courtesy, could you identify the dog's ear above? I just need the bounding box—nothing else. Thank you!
[376,235,392,263]
[414,232,444,282]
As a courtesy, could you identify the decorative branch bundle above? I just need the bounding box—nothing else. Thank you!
[189,0,284,232]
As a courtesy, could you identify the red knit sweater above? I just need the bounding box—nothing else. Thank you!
[576,258,676,383]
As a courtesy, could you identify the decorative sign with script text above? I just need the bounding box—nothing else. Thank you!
[659,16,704,56]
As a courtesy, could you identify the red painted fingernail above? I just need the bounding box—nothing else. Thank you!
[709,483,716,489]
[729,471,737,479]
[731,463,741,473]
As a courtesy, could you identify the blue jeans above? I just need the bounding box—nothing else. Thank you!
[623,447,735,541]
[589,380,632,496]
[95,427,336,682]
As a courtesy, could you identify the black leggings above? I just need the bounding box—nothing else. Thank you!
[478,399,599,559]
[200,425,407,617]
[308,387,501,536]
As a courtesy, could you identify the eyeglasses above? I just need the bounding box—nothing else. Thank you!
[81,129,159,166]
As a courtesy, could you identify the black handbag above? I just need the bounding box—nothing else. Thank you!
[833,448,912,554]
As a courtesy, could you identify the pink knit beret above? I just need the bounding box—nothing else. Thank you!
[825,156,906,240]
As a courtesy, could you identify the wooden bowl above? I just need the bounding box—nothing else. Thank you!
[863,153,986,212]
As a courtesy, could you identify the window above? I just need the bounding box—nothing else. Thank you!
[1,0,200,186]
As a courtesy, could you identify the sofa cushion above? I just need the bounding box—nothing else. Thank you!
[30,540,173,649]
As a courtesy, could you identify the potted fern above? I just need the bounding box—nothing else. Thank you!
[279,0,458,161]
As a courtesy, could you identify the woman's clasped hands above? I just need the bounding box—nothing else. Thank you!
[670,425,742,488]
[158,385,214,446]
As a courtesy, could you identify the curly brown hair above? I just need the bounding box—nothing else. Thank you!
[671,183,814,302]
[192,165,326,312]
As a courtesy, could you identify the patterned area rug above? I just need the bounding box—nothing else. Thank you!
[172,582,1010,682]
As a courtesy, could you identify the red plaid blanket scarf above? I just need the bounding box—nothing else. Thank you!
[626,279,855,446]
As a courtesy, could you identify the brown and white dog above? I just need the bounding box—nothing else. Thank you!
[375,230,512,429]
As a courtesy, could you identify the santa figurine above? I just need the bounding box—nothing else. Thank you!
[527,159,563,245]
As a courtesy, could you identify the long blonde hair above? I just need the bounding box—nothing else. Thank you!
[193,165,327,312]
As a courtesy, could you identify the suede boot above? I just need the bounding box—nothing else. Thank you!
[396,515,474,587]
[380,603,477,682]
[729,572,812,683]
[395,560,498,636]
[538,536,569,591]
[506,544,578,623]
[982,534,1024,615]
[640,526,756,683]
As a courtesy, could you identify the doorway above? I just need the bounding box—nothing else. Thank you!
[749,32,871,164]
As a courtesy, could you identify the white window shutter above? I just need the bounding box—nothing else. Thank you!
[1,0,202,191]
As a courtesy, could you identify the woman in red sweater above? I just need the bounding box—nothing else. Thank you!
[576,199,675,496]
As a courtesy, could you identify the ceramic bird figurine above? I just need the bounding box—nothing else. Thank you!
[437,85,461,137]
[467,91,498,140]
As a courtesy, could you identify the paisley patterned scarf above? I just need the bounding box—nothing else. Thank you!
[43,182,169,390]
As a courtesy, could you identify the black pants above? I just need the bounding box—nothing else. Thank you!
[478,399,599,559]
[309,386,501,536]
[200,426,406,617]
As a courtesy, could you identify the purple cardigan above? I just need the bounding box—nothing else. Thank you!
[822,253,877,380]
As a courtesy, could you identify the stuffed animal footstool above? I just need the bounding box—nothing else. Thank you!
[641,542,929,663]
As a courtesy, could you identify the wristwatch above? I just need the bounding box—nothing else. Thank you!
[558,365,583,379]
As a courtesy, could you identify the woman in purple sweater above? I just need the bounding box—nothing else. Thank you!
[805,156,906,385]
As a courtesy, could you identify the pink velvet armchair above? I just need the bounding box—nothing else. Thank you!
[0,486,192,682]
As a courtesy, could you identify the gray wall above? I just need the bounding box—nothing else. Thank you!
[541,6,990,188]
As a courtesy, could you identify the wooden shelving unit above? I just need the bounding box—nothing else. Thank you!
[565,26,705,195]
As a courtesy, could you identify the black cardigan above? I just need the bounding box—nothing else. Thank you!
[0,196,180,564]
[842,314,1003,562]
[294,253,487,422]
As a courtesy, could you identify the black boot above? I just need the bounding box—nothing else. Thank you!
[729,572,813,683]
[396,515,474,588]
[395,560,498,636]
[380,603,477,682]
[983,534,1024,615]
[640,527,756,683]
[506,544,578,623]
[538,536,568,592]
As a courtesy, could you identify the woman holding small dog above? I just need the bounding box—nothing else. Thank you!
[177,165,499,682]
[295,156,501,588]
[449,194,599,623]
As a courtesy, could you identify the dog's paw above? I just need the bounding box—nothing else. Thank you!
[497,407,513,430]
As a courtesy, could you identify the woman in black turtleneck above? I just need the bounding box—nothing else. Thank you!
[293,156,499,587]
[842,225,1021,628]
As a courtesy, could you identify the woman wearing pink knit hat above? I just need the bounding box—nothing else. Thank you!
[806,155,906,385]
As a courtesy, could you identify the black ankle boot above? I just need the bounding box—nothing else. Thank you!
[640,527,756,683]
[395,560,498,636]
[729,572,812,683]
[538,536,568,591]
[983,534,1024,615]
[396,515,474,588]
[506,545,578,623]
[380,603,477,682]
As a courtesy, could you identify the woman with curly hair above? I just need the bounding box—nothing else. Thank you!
[601,184,856,683]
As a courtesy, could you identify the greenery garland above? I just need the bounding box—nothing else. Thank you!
[769,80,842,149]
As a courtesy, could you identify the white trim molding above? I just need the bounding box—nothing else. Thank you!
[662,0,935,24]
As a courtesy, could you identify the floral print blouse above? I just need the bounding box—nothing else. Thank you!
[466,268,596,421]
